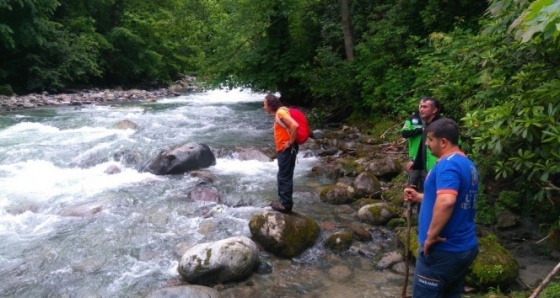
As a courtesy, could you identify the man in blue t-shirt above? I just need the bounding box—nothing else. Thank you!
[404,118,479,298]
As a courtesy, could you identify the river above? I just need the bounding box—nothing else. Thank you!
[0,89,406,297]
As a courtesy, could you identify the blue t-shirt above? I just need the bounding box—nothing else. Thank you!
[418,152,479,252]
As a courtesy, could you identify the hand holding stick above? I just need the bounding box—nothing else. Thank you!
[401,184,417,298]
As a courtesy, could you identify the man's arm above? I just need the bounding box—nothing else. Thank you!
[424,193,456,254]
[280,114,299,148]
[402,127,423,138]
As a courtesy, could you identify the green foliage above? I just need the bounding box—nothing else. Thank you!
[507,0,560,42]
[475,191,497,225]
[0,0,204,92]
[541,277,560,298]
[408,0,560,208]
[0,84,13,95]
[497,191,522,212]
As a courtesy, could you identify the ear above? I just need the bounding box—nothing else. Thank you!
[440,137,449,147]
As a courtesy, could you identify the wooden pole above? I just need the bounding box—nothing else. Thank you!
[529,261,560,298]
[401,200,412,298]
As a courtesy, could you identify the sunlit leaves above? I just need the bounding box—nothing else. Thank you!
[507,0,560,42]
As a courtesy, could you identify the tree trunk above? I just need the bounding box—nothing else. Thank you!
[339,0,354,60]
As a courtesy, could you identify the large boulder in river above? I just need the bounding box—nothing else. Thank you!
[141,142,216,175]
[177,236,259,286]
[249,211,320,258]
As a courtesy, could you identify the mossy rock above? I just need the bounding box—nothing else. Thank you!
[357,202,397,225]
[352,172,381,198]
[248,211,320,258]
[351,198,378,210]
[466,234,519,290]
[387,218,406,229]
[324,231,353,252]
[381,187,405,206]
[396,227,420,258]
[320,184,356,204]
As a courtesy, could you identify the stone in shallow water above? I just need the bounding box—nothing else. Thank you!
[328,265,353,282]
[145,285,219,298]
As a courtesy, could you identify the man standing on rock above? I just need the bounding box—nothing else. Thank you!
[404,118,479,297]
[263,94,299,213]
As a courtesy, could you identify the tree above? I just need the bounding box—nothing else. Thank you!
[339,0,354,60]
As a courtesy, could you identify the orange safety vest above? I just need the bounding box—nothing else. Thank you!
[274,107,291,151]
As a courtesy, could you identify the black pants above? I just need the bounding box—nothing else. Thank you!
[277,144,299,208]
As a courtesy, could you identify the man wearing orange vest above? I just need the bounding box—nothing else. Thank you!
[263,94,299,213]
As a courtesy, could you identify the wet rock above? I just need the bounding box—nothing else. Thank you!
[233,147,272,162]
[141,142,216,175]
[324,231,353,252]
[186,186,221,203]
[178,236,259,285]
[376,251,404,269]
[71,256,105,273]
[113,149,142,167]
[1,88,176,112]
[346,222,372,242]
[311,130,325,139]
[145,285,219,298]
[496,211,518,229]
[327,265,353,282]
[58,203,103,217]
[255,258,273,274]
[114,119,138,130]
[357,202,397,226]
[319,183,356,204]
[248,211,320,258]
[352,172,381,198]
[104,164,121,174]
[391,261,408,274]
[355,157,401,179]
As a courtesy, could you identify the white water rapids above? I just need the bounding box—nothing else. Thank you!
[0,89,404,297]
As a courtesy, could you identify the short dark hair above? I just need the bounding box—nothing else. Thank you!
[265,94,283,111]
[421,96,441,113]
[426,118,459,145]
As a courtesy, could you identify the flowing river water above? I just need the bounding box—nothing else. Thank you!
[0,89,406,297]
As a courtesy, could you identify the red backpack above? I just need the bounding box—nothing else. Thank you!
[276,107,311,144]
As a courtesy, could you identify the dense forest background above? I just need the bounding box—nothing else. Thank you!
[1,0,559,225]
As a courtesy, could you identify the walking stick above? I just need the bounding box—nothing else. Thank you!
[401,184,416,298]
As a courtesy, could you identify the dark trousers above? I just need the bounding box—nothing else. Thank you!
[413,246,479,298]
[277,144,298,208]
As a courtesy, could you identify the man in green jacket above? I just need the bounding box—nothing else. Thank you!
[402,110,423,189]
[409,97,441,192]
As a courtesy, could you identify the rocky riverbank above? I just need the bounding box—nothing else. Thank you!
[0,88,180,111]
[0,76,200,112]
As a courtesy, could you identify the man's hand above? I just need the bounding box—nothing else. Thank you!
[404,187,422,204]
[423,235,446,255]
[407,161,414,171]
[282,141,292,150]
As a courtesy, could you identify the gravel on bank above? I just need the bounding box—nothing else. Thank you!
[0,88,182,112]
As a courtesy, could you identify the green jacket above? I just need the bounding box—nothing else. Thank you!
[401,112,423,160]
[411,114,442,172]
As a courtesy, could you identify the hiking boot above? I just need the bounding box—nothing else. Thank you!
[270,201,292,214]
